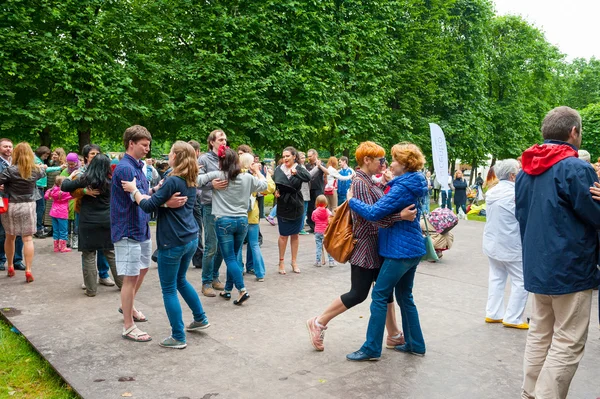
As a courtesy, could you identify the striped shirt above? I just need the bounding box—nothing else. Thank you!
[349,170,403,269]
[110,154,150,243]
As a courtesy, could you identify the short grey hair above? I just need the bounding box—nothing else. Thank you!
[494,159,520,181]
[578,149,591,163]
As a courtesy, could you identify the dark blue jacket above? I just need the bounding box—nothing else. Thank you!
[138,176,198,250]
[349,171,428,260]
[515,140,600,295]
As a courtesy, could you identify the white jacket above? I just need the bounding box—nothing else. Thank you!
[482,180,522,261]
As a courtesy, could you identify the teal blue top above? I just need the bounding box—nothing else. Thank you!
[34,155,62,188]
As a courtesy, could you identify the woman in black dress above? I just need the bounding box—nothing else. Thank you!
[62,154,121,297]
[452,170,468,215]
[273,147,311,274]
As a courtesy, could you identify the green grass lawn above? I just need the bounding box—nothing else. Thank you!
[0,319,79,398]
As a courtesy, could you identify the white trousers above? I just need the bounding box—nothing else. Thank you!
[485,257,529,325]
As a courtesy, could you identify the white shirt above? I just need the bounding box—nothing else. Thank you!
[482,180,522,261]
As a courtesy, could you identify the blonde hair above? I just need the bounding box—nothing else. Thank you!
[169,141,198,187]
[53,147,66,164]
[13,142,39,180]
[326,156,338,168]
[315,194,328,206]
[54,175,66,187]
[355,141,385,167]
[391,142,425,172]
[239,153,254,170]
[454,170,463,179]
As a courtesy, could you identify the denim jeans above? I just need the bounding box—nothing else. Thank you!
[0,222,23,264]
[201,204,223,285]
[269,204,277,218]
[300,201,309,231]
[52,217,69,240]
[314,233,333,263]
[157,239,207,342]
[192,196,204,267]
[441,190,452,209]
[36,189,45,231]
[360,257,424,358]
[246,224,265,278]
[337,193,347,206]
[97,250,110,279]
[216,216,248,292]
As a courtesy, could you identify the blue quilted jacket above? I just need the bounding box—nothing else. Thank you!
[349,172,428,260]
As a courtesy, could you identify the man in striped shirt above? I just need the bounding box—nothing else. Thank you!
[111,125,186,342]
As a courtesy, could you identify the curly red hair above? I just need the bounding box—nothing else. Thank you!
[391,142,425,172]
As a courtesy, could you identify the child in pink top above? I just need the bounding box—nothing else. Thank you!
[44,176,73,253]
[311,195,335,267]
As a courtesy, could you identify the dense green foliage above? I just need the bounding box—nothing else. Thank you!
[1,0,598,162]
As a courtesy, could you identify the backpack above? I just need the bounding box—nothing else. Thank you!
[323,201,356,263]
[428,207,458,234]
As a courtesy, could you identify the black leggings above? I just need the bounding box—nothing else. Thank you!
[340,264,394,309]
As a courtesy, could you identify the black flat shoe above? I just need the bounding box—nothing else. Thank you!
[219,292,231,300]
[233,292,250,306]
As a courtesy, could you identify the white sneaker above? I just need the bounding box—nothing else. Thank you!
[81,283,86,290]
[99,277,115,287]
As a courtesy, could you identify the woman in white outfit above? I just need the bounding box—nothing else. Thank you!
[482,159,529,329]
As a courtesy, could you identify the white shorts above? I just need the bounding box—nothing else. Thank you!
[114,238,152,276]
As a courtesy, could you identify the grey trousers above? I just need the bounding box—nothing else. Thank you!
[82,249,122,296]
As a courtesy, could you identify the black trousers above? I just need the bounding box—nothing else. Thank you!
[340,264,394,309]
[257,195,265,219]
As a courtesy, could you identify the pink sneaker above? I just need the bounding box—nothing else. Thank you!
[385,332,405,349]
[306,316,326,351]
[266,216,276,226]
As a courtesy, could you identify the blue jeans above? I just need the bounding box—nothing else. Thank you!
[300,201,309,231]
[338,192,347,206]
[246,224,265,278]
[314,233,333,263]
[36,189,45,231]
[157,239,207,342]
[52,218,69,240]
[441,190,452,209]
[201,204,223,285]
[0,222,23,264]
[360,257,424,358]
[269,205,277,218]
[216,216,248,292]
[423,194,430,213]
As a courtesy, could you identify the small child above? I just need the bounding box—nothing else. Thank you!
[311,195,335,267]
[44,176,73,253]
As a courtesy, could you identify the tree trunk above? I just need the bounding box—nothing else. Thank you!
[78,127,91,154]
[469,157,477,185]
[38,126,51,148]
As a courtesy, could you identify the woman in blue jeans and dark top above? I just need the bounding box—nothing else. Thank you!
[122,141,209,349]
[198,146,268,305]
[346,142,429,361]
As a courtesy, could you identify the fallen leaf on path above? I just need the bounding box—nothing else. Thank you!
[121,393,133,397]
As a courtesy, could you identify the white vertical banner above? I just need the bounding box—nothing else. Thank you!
[429,123,449,190]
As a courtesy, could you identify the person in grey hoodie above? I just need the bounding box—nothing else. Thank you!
[198,130,229,297]
[198,146,267,305]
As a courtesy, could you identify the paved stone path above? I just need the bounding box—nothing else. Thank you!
[1,220,598,398]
